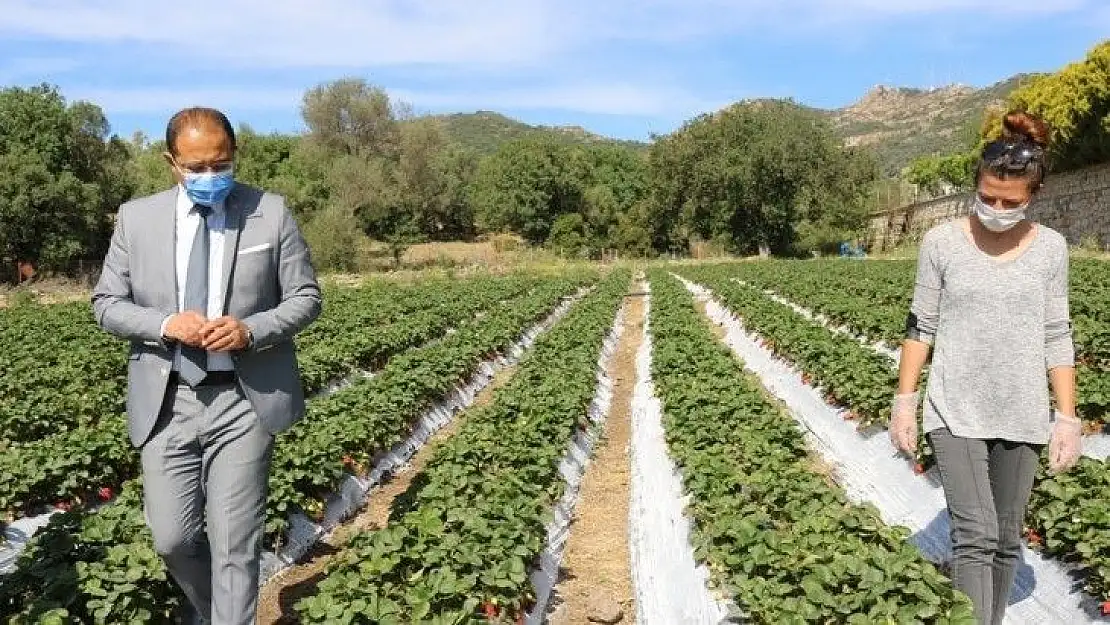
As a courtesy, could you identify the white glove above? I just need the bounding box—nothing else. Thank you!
[1048,411,1083,474]
[889,391,920,456]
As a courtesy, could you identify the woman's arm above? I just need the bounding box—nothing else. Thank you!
[1049,366,1077,417]
[1045,242,1077,416]
[899,231,943,392]
[890,233,942,454]
[898,339,932,394]
[1044,240,1081,472]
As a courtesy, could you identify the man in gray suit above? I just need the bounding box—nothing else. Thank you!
[92,107,322,625]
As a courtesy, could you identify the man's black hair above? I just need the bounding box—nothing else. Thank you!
[165,107,237,155]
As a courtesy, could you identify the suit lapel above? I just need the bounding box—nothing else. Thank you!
[220,185,246,314]
[153,188,179,312]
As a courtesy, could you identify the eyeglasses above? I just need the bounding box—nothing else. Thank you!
[174,159,234,174]
[981,140,1043,173]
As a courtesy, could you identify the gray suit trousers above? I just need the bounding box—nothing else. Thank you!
[142,381,274,625]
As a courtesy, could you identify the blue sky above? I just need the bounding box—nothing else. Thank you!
[1,1,1106,142]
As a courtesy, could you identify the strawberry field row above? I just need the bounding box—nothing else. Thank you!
[0,275,591,623]
[730,259,911,348]
[679,266,897,430]
[294,274,555,396]
[730,259,1110,425]
[679,265,1110,606]
[265,276,589,541]
[648,270,976,623]
[0,274,554,446]
[294,270,631,624]
[0,302,128,446]
[0,274,586,524]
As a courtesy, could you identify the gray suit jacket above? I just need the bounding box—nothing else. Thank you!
[92,183,323,447]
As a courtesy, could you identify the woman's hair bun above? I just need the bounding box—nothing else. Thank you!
[1001,110,1050,149]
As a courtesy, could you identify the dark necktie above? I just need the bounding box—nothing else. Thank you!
[179,204,212,386]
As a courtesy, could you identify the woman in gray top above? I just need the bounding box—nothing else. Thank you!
[890,111,1082,625]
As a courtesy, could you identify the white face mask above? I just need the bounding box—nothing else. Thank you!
[973,195,1027,233]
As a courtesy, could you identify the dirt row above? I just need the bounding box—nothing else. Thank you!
[256,287,647,624]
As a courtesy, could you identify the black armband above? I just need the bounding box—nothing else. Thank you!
[905,311,926,342]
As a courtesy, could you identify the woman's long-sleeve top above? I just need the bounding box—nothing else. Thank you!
[908,219,1075,445]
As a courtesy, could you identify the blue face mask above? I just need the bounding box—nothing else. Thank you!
[182,169,235,207]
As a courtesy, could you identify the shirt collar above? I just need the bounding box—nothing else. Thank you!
[175,185,226,218]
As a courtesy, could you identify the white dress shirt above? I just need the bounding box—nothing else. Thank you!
[160,186,235,373]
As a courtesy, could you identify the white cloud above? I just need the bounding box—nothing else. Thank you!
[0,0,1093,70]
[3,0,1096,124]
[395,82,737,117]
[0,57,83,82]
[67,86,304,113]
[72,81,735,120]
[0,0,561,69]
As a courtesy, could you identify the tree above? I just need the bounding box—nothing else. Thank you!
[298,80,478,262]
[468,137,584,244]
[128,132,176,197]
[577,145,649,251]
[468,137,647,250]
[301,78,406,160]
[0,84,134,276]
[646,99,877,256]
[546,213,589,257]
[395,118,477,241]
[235,126,331,223]
[986,40,1110,171]
[303,204,363,273]
[611,199,655,257]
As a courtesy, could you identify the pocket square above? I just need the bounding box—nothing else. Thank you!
[237,243,273,256]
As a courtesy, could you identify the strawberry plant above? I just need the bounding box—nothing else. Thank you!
[264,277,587,542]
[0,273,587,524]
[727,258,1110,426]
[0,481,182,623]
[648,271,975,623]
[684,261,1110,605]
[294,271,631,623]
[679,266,897,429]
[1026,457,1110,601]
[0,274,593,622]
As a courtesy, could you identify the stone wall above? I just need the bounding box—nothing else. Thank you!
[868,162,1110,252]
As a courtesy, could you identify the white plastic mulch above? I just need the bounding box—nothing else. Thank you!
[626,283,736,624]
[682,277,1104,625]
[260,289,589,584]
[741,279,1110,462]
[527,302,626,623]
[734,279,901,362]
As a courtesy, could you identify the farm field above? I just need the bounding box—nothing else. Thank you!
[0,258,1108,624]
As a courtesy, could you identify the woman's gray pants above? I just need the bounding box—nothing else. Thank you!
[927,428,1042,625]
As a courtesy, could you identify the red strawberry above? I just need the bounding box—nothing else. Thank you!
[913,463,926,475]
[482,601,499,619]
[1101,601,1110,616]
[97,486,113,501]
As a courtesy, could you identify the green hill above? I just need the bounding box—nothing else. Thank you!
[419,74,1032,175]
[427,110,649,156]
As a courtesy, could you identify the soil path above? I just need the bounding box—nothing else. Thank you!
[548,286,645,625]
[255,366,519,624]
